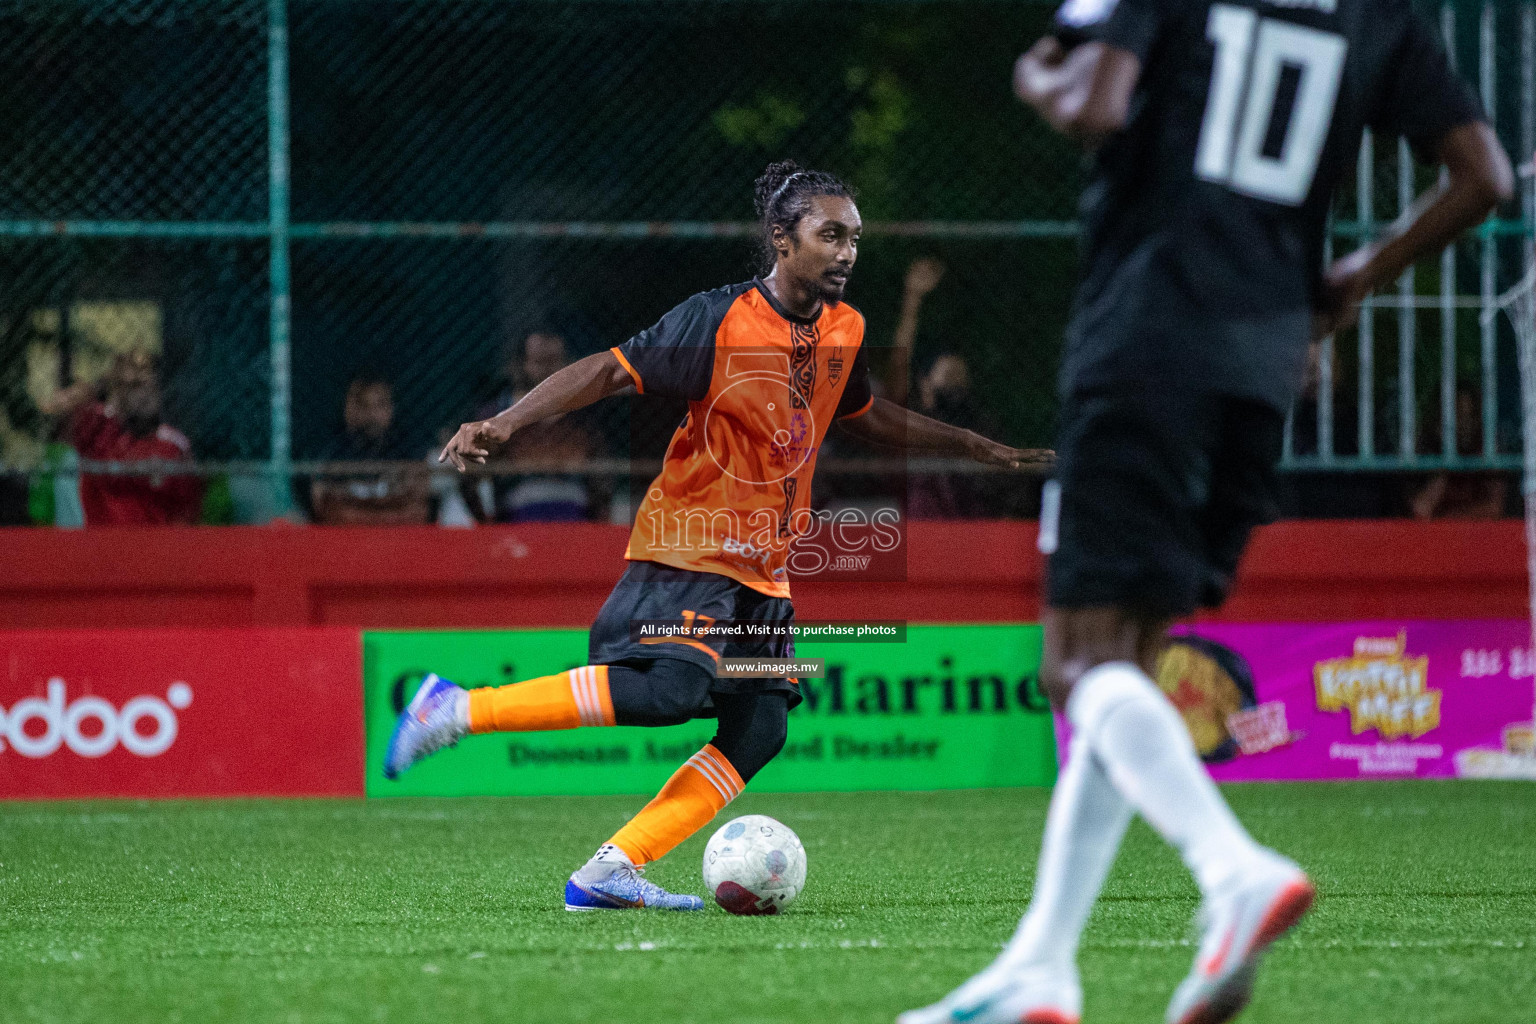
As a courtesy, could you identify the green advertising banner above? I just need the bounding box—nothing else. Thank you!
[363,625,1055,797]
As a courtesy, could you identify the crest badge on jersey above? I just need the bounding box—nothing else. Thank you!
[828,346,844,385]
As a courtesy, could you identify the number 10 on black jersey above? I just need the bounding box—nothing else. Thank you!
[1196,4,1347,206]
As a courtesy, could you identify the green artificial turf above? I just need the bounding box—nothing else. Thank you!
[1,782,1532,1023]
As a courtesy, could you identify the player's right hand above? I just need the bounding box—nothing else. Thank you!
[1013,36,1066,103]
[438,418,513,472]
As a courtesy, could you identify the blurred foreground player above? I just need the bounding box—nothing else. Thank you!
[902,1,1513,1023]
[386,161,1045,911]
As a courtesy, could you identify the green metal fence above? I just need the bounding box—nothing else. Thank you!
[0,0,1530,526]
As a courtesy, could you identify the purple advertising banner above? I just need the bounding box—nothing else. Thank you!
[1056,620,1536,781]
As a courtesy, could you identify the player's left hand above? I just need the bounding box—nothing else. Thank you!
[1314,246,1376,340]
[967,434,1053,470]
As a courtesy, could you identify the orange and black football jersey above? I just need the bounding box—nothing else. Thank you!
[611,278,873,598]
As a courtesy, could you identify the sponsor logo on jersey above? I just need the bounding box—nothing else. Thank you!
[0,678,193,758]
[722,536,772,564]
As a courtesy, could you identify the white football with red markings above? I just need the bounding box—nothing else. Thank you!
[702,814,807,915]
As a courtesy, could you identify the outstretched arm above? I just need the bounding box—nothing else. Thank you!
[837,397,1052,469]
[35,378,100,419]
[439,350,632,471]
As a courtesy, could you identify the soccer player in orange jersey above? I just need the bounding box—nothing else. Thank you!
[385,160,1046,911]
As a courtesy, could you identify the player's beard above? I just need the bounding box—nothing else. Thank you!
[819,271,849,304]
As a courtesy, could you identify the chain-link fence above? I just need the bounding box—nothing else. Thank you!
[0,0,1530,526]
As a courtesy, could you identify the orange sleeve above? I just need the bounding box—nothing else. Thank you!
[837,395,874,421]
[610,346,644,394]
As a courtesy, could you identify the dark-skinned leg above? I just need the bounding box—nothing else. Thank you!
[601,691,787,868]
[1040,606,1171,710]
[1045,607,1314,1024]
[1049,605,1266,897]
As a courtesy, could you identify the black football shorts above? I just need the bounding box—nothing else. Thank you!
[588,559,801,710]
[1042,385,1284,617]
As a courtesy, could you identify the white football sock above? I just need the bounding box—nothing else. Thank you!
[1068,661,1263,895]
[572,843,634,884]
[1000,734,1132,972]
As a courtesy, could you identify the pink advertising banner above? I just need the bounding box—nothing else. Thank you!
[1056,620,1536,781]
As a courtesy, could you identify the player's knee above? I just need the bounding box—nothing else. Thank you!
[648,686,703,722]
[1044,608,1166,712]
[608,660,712,727]
[1041,649,1097,713]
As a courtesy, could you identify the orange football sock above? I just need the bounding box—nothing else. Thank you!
[467,666,614,733]
[607,744,744,865]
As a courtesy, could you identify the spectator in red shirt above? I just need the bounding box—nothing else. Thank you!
[40,351,202,526]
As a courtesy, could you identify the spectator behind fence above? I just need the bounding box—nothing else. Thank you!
[310,371,431,525]
[1278,341,1398,518]
[905,351,1003,518]
[462,330,600,522]
[38,350,201,526]
[881,259,1003,518]
[883,257,944,407]
[1410,384,1511,520]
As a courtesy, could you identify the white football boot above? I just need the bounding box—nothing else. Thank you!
[897,961,1081,1024]
[383,674,468,779]
[1165,854,1315,1024]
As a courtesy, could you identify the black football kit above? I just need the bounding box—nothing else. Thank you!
[1044,0,1485,614]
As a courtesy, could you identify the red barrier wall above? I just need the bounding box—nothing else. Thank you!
[0,628,363,798]
[0,520,1524,628]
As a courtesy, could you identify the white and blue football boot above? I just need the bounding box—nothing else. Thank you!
[383,673,468,780]
[564,846,705,912]
[896,962,1081,1024]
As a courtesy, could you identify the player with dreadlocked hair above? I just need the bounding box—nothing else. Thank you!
[388,160,1048,912]
[751,161,855,277]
